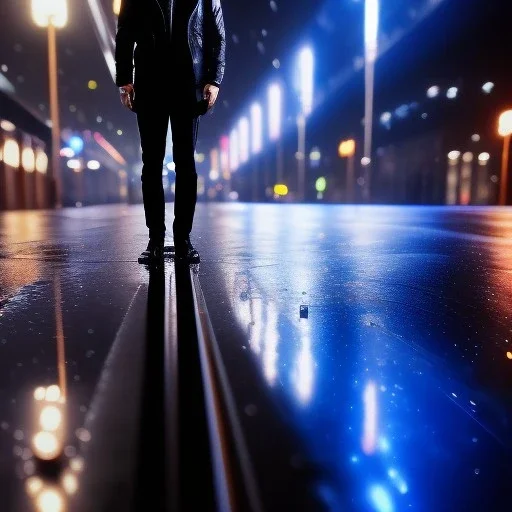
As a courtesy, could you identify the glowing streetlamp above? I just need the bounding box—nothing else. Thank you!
[238,117,249,165]
[229,129,239,172]
[250,103,263,201]
[363,0,379,201]
[250,103,263,155]
[296,46,314,201]
[31,0,68,208]
[498,109,512,205]
[338,139,356,202]
[113,0,121,16]
[220,135,231,199]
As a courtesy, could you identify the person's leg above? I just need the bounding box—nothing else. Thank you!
[136,103,169,242]
[170,111,200,241]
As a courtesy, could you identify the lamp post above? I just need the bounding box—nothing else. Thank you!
[268,83,283,185]
[31,0,68,208]
[250,102,263,202]
[363,0,379,202]
[498,109,512,206]
[296,46,314,201]
[339,139,356,202]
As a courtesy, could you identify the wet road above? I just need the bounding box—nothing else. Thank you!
[1,204,512,511]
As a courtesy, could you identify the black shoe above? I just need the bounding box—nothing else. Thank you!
[139,239,164,264]
[174,237,200,264]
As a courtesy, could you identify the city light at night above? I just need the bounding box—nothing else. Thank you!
[31,0,68,28]
[268,82,282,141]
[238,116,250,164]
[297,46,314,116]
[229,128,239,171]
[250,102,263,155]
[1,3,512,509]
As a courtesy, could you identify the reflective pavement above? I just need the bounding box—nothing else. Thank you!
[1,204,512,511]
[196,204,512,512]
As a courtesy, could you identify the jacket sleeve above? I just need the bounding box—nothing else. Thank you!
[115,0,137,87]
[206,0,226,87]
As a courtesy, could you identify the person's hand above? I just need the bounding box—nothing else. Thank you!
[119,84,134,111]
[203,84,219,109]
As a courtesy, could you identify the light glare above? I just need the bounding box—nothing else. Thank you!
[268,83,282,141]
[32,0,68,28]
[250,103,263,155]
[365,0,379,62]
[298,47,314,116]
[238,117,249,164]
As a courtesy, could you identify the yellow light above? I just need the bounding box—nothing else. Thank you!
[22,147,35,172]
[40,405,62,431]
[338,139,356,158]
[35,150,48,173]
[274,184,288,196]
[62,472,78,495]
[462,152,474,163]
[4,139,20,167]
[25,477,43,497]
[447,150,460,161]
[310,149,321,161]
[478,152,490,164]
[507,351,512,360]
[36,488,64,512]
[0,119,16,132]
[113,0,122,15]
[31,0,68,28]
[315,176,327,193]
[34,387,46,401]
[498,110,512,137]
[32,431,61,460]
[70,456,84,472]
[195,152,205,163]
[45,385,61,402]
[88,80,98,90]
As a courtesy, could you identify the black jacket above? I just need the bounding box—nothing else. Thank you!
[115,0,226,89]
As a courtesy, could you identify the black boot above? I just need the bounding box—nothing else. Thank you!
[174,237,200,264]
[139,239,164,264]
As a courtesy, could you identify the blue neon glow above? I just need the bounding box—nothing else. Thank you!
[368,485,394,512]
[69,136,84,154]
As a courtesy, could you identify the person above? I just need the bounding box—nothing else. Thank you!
[115,0,226,263]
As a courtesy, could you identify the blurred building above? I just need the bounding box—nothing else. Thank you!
[0,82,53,210]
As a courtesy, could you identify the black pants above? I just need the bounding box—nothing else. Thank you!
[136,95,199,242]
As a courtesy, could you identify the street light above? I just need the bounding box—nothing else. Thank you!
[229,128,239,172]
[238,117,249,165]
[498,109,512,205]
[250,103,263,201]
[31,0,68,207]
[296,46,314,201]
[268,82,284,186]
[338,139,356,202]
[364,0,379,202]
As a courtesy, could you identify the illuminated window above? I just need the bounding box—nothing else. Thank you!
[3,139,20,167]
[22,147,35,172]
[0,119,16,132]
[35,150,48,173]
